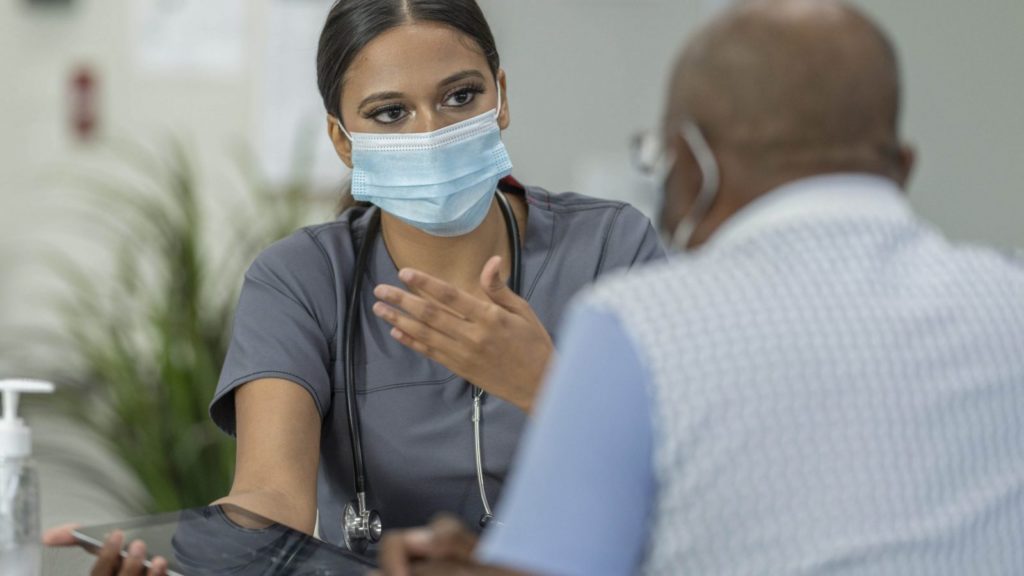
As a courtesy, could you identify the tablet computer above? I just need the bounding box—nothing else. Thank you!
[72,504,376,575]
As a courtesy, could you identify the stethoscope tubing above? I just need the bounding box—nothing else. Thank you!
[345,208,381,499]
[344,189,522,528]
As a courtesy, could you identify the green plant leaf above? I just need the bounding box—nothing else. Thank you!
[34,137,330,513]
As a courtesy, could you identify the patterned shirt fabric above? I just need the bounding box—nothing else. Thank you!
[480,174,1024,575]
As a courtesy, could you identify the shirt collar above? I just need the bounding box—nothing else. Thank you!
[704,173,911,253]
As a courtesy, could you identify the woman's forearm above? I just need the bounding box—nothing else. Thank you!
[213,486,317,535]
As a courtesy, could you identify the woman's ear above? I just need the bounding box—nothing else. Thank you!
[328,115,353,169]
[497,68,511,130]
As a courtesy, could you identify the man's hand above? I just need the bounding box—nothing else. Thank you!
[375,515,478,576]
[373,256,554,412]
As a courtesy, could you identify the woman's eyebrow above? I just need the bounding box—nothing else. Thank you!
[437,70,486,87]
[356,70,486,111]
[358,91,404,111]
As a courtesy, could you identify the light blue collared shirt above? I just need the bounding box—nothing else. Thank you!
[480,174,1024,575]
[477,304,655,576]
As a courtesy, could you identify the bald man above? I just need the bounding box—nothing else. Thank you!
[377,1,1024,575]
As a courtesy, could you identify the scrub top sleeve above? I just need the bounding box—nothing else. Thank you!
[600,205,667,275]
[210,230,337,436]
[477,303,656,576]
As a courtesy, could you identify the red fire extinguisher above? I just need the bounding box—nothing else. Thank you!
[69,65,99,142]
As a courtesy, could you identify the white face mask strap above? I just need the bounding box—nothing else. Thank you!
[672,121,721,251]
[495,80,503,120]
[335,115,354,143]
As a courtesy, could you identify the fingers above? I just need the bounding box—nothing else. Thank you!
[481,256,505,292]
[410,560,480,576]
[386,327,458,368]
[117,540,147,576]
[42,523,81,547]
[50,525,161,576]
[377,528,435,576]
[396,268,489,318]
[91,531,124,576]
[148,557,169,576]
[479,257,530,315]
[426,516,478,560]
[373,300,462,354]
[373,285,468,342]
[377,516,478,576]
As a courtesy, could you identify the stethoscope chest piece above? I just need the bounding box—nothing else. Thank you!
[343,497,382,554]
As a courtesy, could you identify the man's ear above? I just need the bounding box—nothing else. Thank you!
[328,115,353,169]
[497,68,511,130]
[895,143,916,191]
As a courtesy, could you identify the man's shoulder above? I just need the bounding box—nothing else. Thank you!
[583,216,1024,328]
[582,256,700,315]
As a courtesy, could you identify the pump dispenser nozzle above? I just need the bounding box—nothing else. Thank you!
[0,380,55,460]
[0,379,53,575]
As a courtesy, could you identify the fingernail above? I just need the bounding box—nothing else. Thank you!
[399,269,414,282]
[129,540,146,558]
[405,528,433,547]
[110,531,124,546]
[373,285,388,298]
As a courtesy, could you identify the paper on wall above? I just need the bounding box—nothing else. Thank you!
[134,0,246,75]
[259,0,347,187]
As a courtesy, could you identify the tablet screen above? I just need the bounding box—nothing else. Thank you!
[73,504,376,575]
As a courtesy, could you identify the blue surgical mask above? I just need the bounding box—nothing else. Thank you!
[336,89,512,237]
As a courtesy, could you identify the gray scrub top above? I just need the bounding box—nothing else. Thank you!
[210,185,665,548]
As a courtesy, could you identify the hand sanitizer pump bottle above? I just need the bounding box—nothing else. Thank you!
[0,380,55,576]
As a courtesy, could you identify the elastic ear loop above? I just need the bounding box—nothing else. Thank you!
[671,122,721,250]
[334,81,503,143]
[336,116,353,142]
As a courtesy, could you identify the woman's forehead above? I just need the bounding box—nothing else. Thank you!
[343,22,492,95]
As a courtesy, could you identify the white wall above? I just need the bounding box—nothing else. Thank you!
[0,0,263,374]
[477,0,706,216]
[478,0,1024,249]
[1,0,1022,530]
[0,0,273,529]
[854,0,1024,250]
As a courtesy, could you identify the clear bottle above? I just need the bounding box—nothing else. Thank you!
[0,380,54,576]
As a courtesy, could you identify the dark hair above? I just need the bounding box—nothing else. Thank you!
[317,0,501,123]
[316,0,501,213]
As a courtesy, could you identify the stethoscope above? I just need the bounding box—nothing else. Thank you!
[341,188,523,553]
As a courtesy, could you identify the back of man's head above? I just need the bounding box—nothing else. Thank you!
[670,0,905,182]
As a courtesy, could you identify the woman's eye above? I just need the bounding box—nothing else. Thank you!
[372,106,407,124]
[444,88,479,107]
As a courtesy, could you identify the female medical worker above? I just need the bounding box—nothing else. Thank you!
[44,0,663,572]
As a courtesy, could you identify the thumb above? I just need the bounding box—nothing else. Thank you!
[42,523,81,547]
[480,256,522,311]
[427,516,478,560]
[396,528,437,558]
